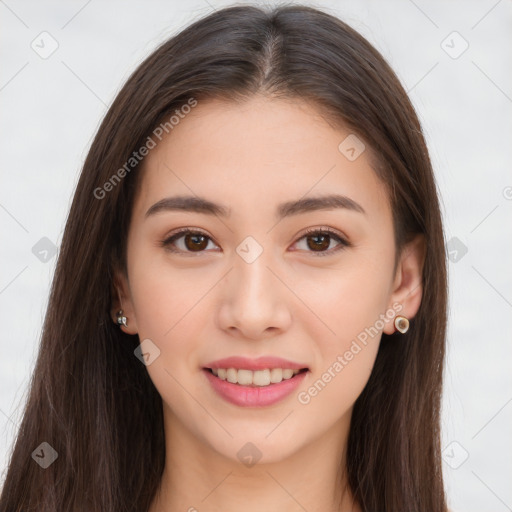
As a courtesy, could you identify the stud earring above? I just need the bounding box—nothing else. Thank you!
[116,310,127,327]
[394,315,409,334]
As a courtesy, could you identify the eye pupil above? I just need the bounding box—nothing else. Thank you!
[307,233,330,251]
[185,234,208,251]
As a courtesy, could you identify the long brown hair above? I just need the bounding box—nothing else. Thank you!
[0,4,448,511]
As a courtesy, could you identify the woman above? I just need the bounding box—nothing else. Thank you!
[0,4,448,511]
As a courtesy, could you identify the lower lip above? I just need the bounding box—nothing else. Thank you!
[203,368,308,407]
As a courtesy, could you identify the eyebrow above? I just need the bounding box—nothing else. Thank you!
[145,193,366,220]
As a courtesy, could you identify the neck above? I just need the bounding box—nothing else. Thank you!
[148,405,361,512]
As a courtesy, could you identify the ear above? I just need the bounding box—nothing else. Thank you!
[382,233,426,335]
[110,266,139,335]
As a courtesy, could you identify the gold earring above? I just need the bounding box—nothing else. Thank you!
[394,315,409,334]
[116,310,127,327]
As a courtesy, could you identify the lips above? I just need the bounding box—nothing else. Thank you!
[202,355,310,407]
[203,367,308,407]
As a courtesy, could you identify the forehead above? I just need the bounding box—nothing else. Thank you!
[134,95,390,222]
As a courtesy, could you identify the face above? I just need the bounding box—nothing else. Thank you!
[113,95,424,464]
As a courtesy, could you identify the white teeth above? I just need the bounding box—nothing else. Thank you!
[270,368,282,383]
[253,369,270,386]
[226,368,238,384]
[282,369,294,379]
[210,367,303,386]
[237,369,253,386]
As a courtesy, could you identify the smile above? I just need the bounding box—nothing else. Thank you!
[203,367,309,407]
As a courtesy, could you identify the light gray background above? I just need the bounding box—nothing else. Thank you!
[1,1,511,511]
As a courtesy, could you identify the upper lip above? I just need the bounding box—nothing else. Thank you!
[204,356,309,371]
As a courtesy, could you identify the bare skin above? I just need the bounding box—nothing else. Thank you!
[112,95,425,512]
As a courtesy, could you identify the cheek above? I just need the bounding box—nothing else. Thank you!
[129,246,213,337]
[293,278,384,419]
[291,249,393,345]
[127,258,212,415]
[126,251,216,397]
[289,251,392,407]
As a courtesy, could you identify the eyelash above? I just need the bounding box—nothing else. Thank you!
[160,227,351,257]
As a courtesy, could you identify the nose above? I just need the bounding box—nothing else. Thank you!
[216,249,292,341]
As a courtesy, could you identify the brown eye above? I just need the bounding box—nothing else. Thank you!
[162,229,217,254]
[306,232,331,251]
[183,233,209,251]
[294,228,350,256]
